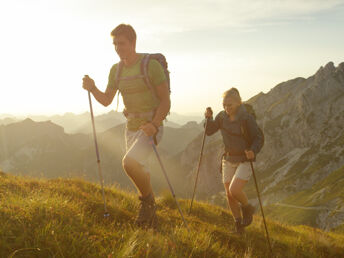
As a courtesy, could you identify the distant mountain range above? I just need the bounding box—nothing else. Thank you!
[0,111,203,134]
[1,61,343,231]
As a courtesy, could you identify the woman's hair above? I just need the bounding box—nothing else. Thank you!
[223,87,241,102]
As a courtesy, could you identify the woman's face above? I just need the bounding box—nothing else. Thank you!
[223,96,241,116]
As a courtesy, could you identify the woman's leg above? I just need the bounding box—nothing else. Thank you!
[229,178,248,206]
[224,182,242,219]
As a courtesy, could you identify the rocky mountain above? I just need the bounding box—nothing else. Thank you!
[176,61,344,230]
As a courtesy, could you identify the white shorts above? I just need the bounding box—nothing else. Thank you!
[222,160,253,184]
[124,126,163,166]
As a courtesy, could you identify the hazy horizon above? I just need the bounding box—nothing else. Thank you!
[1,0,344,116]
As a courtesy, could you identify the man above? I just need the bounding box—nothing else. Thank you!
[82,24,170,227]
[204,88,263,234]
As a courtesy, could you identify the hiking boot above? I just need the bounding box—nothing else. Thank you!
[135,193,157,228]
[230,218,245,235]
[241,204,255,227]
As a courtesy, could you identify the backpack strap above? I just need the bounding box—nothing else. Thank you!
[240,119,251,147]
[141,54,159,103]
[114,62,123,111]
[115,61,123,88]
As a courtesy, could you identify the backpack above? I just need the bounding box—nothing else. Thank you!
[114,53,170,111]
[240,103,264,149]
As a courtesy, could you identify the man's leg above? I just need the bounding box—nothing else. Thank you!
[122,155,152,197]
[122,128,163,227]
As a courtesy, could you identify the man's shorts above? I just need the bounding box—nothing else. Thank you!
[222,160,253,184]
[125,126,163,166]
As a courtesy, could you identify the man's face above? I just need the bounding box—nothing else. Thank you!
[112,35,135,60]
[223,96,241,116]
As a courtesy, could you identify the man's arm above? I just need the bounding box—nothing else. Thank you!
[82,75,117,106]
[152,81,170,127]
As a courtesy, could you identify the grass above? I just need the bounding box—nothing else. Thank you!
[1,170,344,257]
[265,166,344,229]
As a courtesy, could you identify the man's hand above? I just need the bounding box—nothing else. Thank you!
[82,75,96,92]
[205,107,213,118]
[245,150,255,160]
[140,122,158,137]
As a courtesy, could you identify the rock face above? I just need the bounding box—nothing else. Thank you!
[178,61,344,230]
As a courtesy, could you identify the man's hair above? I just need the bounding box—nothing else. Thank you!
[111,24,136,43]
[223,87,242,102]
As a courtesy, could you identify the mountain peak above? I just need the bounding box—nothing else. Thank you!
[22,118,35,124]
[315,61,336,77]
[337,62,344,72]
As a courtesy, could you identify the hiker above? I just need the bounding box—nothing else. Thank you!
[204,88,264,234]
[82,24,170,227]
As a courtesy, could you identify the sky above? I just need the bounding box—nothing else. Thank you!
[0,0,344,116]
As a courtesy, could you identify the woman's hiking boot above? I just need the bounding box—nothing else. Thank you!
[230,218,245,234]
[135,193,157,228]
[241,203,255,227]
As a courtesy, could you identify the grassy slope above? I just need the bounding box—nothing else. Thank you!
[1,171,344,258]
[266,166,344,229]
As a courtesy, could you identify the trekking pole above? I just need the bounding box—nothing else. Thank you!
[149,137,190,232]
[189,117,209,214]
[88,91,110,218]
[250,160,273,255]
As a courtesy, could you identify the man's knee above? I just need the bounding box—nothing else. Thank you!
[229,185,239,199]
[122,155,139,173]
[224,184,234,200]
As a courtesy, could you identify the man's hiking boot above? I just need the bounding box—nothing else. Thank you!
[241,204,255,227]
[230,218,245,235]
[135,193,157,228]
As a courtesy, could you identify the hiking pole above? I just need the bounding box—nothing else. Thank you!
[149,137,190,232]
[250,160,273,255]
[189,117,209,214]
[88,91,110,218]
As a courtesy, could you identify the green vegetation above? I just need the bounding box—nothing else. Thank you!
[284,165,344,207]
[266,166,344,229]
[1,171,344,257]
[259,147,333,197]
[245,158,289,199]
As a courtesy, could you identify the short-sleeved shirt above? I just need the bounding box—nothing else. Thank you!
[106,54,167,131]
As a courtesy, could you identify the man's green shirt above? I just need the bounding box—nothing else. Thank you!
[106,54,167,131]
